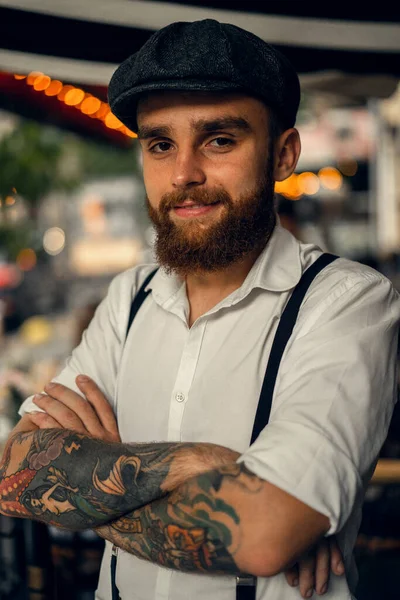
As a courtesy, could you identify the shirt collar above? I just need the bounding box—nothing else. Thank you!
[147,224,302,308]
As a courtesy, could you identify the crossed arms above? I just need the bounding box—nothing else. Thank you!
[0,377,330,582]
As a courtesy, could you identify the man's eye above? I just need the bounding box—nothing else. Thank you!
[150,142,172,153]
[209,137,234,148]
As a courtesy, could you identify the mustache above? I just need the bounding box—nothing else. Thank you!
[159,187,232,212]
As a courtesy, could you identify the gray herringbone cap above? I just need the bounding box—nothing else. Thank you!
[108,19,300,133]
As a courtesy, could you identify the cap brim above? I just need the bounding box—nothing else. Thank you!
[109,79,247,133]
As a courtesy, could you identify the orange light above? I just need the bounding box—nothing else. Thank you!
[123,128,137,138]
[14,74,26,80]
[57,85,74,101]
[80,96,101,115]
[27,71,43,85]
[105,113,124,129]
[5,196,15,206]
[275,173,302,200]
[298,172,320,196]
[44,80,63,96]
[33,75,51,92]
[95,103,110,120]
[64,88,85,106]
[16,248,37,272]
[318,167,343,191]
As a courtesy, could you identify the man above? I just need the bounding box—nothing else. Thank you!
[1,18,400,600]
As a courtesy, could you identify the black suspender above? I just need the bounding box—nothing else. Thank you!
[111,253,338,600]
[126,268,159,334]
[250,252,338,445]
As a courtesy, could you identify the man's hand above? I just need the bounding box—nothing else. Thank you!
[284,537,345,598]
[30,376,120,443]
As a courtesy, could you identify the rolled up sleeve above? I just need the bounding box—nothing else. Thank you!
[238,272,400,534]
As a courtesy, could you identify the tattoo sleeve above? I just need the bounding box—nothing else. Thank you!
[0,429,239,531]
[96,463,263,575]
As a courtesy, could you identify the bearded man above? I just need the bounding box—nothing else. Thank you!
[1,19,400,600]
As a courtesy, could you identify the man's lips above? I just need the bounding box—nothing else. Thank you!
[171,201,221,218]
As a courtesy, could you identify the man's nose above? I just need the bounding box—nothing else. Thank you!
[171,149,206,188]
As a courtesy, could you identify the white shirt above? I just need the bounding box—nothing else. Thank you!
[20,225,400,600]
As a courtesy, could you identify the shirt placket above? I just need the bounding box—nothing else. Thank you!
[154,317,207,600]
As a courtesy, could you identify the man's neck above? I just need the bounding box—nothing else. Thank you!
[184,246,264,326]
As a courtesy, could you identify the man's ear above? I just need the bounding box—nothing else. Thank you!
[273,128,301,182]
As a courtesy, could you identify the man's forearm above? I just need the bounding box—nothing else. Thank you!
[96,462,263,576]
[0,428,239,531]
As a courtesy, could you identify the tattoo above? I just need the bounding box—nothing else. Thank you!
[0,430,196,529]
[98,463,263,574]
[0,431,239,532]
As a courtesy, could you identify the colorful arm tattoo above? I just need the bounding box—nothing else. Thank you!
[96,463,263,575]
[0,429,235,531]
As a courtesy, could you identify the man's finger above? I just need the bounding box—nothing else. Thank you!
[329,537,345,576]
[314,539,330,596]
[76,376,120,441]
[42,382,105,438]
[30,412,62,429]
[33,393,88,434]
[284,564,299,588]
[298,553,316,599]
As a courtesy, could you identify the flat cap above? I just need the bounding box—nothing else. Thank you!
[108,19,300,133]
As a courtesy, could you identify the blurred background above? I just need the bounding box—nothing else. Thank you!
[0,3,399,599]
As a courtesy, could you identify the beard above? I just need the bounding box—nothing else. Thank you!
[146,172,276,277]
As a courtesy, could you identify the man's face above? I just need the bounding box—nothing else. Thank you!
[137,92,276,275]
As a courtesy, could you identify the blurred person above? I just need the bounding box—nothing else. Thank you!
[1,19,400,600]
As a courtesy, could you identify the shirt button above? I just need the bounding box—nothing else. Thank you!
[175,392,185,403]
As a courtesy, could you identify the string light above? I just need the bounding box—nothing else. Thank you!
[33,75,51,92]
[45,80,63,96]
[15,71,136,139]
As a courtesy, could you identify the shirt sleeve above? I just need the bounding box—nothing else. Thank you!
[237,270,400,535]
[18,266,151,417]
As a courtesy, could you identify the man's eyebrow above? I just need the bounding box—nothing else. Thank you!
[192,116,252,134]
[137,125,172,140]
[137,116,252,140]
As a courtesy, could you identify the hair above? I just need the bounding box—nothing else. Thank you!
[267,108,285,162]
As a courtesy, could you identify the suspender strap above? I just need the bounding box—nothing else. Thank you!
[111,547,120,600]
[236,575,258,600]
[250,253,338,445]
[126,268,159,336]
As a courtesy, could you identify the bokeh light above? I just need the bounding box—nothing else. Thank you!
[105,113,123,129]
[275,173,302,200]
[57,85,74,101]
[44,80,63,97]
[26,71,43,86]
[16,248,37,271]
[319,167,343,191]
[43,227,66,256]
[20,316,53,345]
[337,158,358,177]
[298,172,320,195]
[33,75,51,92]
[80,97,101,115]
[64,88,85,106]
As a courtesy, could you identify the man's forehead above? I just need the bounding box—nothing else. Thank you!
[137,90,268,129]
